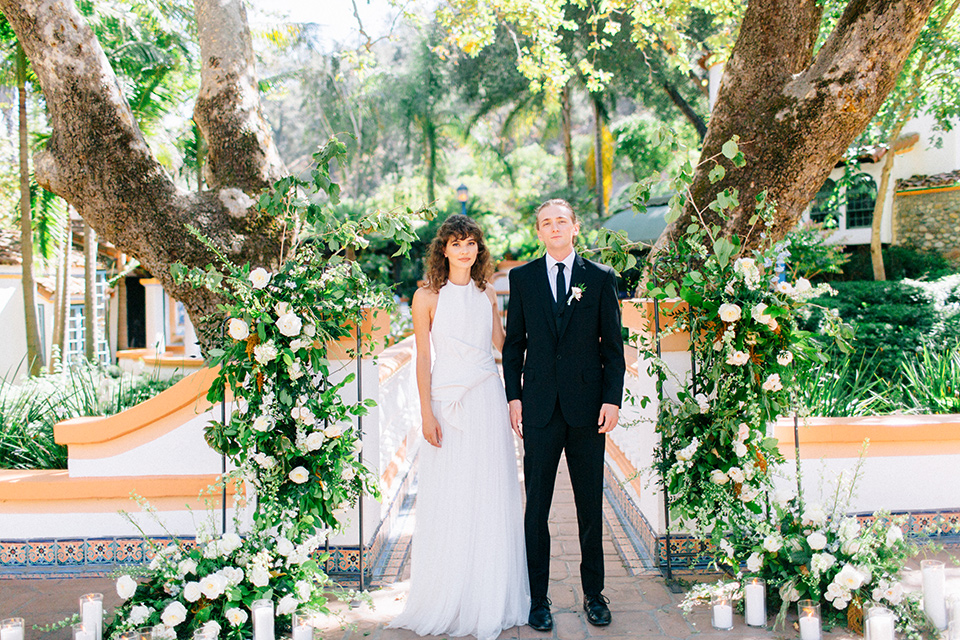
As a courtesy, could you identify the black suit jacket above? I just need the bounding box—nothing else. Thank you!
[502,254,626,430]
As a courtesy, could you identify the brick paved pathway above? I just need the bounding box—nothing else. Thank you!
[2,456,949,640]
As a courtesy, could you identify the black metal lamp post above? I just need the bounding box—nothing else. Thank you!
[456,184,468,216]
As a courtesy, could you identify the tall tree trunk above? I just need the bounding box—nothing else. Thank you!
[57,214,70,362]
[660,79,708,142]
[84,223,97,361]
[593,96,606,218]
[653,0,940,256]
[869,0,959,281]
[561,81,574,189]
[2,0,287,348]
[49,217,64,373]
[117,252,129,351]
[17,43,44,376]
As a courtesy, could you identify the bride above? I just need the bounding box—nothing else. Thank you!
[390,214,529,640]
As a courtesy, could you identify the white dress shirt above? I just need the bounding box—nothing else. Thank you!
[545,251,576,303]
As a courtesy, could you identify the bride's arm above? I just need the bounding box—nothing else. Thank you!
[487,286,505,352]
[412,287,442,447]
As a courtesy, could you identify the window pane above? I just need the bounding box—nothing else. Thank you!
[846,174,877,229]
[810,179,839,224]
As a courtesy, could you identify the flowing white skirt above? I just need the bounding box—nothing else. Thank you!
[389,374,529,640]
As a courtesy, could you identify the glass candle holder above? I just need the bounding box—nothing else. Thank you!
[949,619,960,640]
[865,606,896,640]
[1,618,25,640]
[922,559,948,630]
[711,592,734,630]
[72,623,95,640]
[949,593,960,626]
[250,599,275,640]
[192,629,215,640]
[292,611,314,640]
[119,631,141,640]
[79,593,104,640]
[797,600,821,640]
[138,628,155,640]
[744,577,766,627]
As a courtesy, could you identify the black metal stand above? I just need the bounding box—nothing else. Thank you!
[356,327,366,592]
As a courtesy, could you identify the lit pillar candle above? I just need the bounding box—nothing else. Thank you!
[250,599,275,640]
[744,578,766,627]
[292,612,313,640]
[797,600,821,640]
[865,607,896,640]
[79,593,104,640]
[922,559,948,630]
[711,594,734,630]
[72,623,94,640]
[1,618,25,640]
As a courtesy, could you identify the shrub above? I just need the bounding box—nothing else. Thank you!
[839,244,952,281]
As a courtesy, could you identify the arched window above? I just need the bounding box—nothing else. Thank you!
[810,179,839,225]
[845,174,876,229]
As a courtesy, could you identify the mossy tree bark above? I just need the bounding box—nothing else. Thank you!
[653,0,940,255]
[0,0,287,339]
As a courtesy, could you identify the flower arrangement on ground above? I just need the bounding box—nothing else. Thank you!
[104,138,424,637]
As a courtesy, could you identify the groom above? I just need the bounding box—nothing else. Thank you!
[502,199,626,631]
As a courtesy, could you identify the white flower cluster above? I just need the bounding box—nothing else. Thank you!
[734,257,762,290]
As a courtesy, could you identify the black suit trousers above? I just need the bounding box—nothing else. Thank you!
[523,401,605,599]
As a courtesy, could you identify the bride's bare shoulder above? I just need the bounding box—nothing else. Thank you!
[412,286,440,309]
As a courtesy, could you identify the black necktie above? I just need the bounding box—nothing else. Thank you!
[555,263,566,314]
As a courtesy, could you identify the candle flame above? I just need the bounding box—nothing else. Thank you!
[802,607,816,617]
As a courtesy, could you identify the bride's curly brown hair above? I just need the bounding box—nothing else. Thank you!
[423,214,492,292]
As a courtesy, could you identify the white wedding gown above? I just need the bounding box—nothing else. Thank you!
[390,280,530,640]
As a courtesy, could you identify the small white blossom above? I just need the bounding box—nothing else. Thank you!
[762,373,783,392]
[810,552,836,576]
[885,524,903,546]
[676,438,699,462]
[726,350,750,366]
[777,351,794,366]
[254,341,278,365]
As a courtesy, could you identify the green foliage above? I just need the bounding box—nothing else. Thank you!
[781,222,849,281]
[840,245,953,282]
[794,353,894,417]
[0,359,181,470]
[900,341,960,413]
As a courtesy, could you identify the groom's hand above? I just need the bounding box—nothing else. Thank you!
[508,399,523,439]
[598,403,619,434]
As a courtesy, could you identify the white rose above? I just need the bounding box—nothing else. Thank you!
[751,302,778,329]
[838,517,861,541]
[219,532,242,555]
[762,536,783,553]
[289,466,310,484]
[225,607,249,626]
[305,432,325,451]
[274,301,292,316]
[718,303,742,322]
[277,594,299,615]
[287,361,304,380]
[841,539,861,555]
[249,267,271,289]
[762,373,783,392]
[183,581,202,602]
[253,342,278,365]
[302,324,317,337]
[324,423,344,439]
[252,415,272,432]
[200,573,228,599]
[275,537,295,556]
[835,563,866,590]
[746,552,763,572]
[276,312,303,337]
[734,257,757,275]
[777,351,794,366]
[710,469,729,485]
[733,441,748,457]
[128,604,151,625]
[342,465,357,481]
[885,525,903,546]
[116,575,137,600]
[353,439,363,453]
[802,503,826,525]
[795,277,812,293]
[807,531,828,550]
[221,566,244,586]
[161,601,188,627]
[884,582,904,605]
[739,485,760,503]
[250,566,271,587]
[178,558,198,575]
[726,350,750,366]
[227,318,250,341]
[810,552,836,576]
[202,621,221,638]
[775,281,793,295]
[728,467,745,484]
[296,579,312,601]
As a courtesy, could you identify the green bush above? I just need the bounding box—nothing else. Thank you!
[0,361,182,470]
[839,244,953,281]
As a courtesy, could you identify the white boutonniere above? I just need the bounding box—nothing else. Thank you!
[567,286,584,306]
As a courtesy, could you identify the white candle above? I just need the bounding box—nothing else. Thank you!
[252,607,274,640]
[292,625,312,640]
[799,615,821,640]
[866,614,895,640]
[81,601,103,640]
[713,603,733,629]
[75,630,94,640]
[744,581,766,626]
[923,561,948,630]
[1,624,24,640]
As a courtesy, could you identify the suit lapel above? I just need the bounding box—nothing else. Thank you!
[531,256,558,338]
[557,254,586,340]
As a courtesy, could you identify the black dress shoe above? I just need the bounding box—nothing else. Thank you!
[528,596,553,631]
[583,593,611,626]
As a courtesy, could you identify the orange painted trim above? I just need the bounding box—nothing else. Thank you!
[621,298,692,352]
[116,348,206,370]
[605,437,645,499]
[55,368,220,453]
[774,414,960,458]
[139,278,162,286]
[381,436,408,489]
[0,470,240,513]
[325,307,392,360]
[377,337,415,384]
[896,185,960,197]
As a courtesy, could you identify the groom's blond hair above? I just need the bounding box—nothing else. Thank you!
[534,199,577,228]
